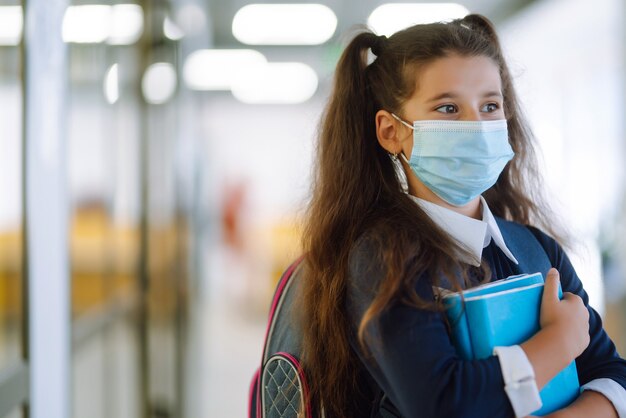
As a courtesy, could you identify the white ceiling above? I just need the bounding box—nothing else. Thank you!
[206,0,537,46]
[201,0,537,80]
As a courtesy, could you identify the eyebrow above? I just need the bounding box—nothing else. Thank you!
[426,91,503,102]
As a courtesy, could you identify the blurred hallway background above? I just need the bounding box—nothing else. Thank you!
[1,0,625,417]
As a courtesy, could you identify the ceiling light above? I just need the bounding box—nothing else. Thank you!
[0,6,23,46]
[164,16,184,41]
[62,4,143,45]
[62,5,111,43]
[368,3,469,36]
[142,62,177,105]
[108,4,143,45]
[232,4,337,45]
[176,4,206,37]
[182,49,267,90]
[231,62,318,104]
[104,63,119,104]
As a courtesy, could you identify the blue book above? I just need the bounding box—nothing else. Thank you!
[440,273,580,416]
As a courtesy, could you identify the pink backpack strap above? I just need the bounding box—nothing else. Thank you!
[249,256,306,418]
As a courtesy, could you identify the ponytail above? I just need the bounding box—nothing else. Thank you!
[300,29,387,418]
[325,30,379,156]
[308,30,392,257]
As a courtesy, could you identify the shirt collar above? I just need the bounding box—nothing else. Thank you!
[409,195,519,267]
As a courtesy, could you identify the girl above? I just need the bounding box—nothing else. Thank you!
[298,14,626,418]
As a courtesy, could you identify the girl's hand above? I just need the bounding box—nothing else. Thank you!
[539,268,590,361]
[520,268,590,389]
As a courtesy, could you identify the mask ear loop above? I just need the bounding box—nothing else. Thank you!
[391,113,416,131]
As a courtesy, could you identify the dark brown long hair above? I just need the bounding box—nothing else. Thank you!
[299,14,561,417]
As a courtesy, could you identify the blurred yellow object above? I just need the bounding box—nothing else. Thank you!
[70,203,109,316]
[0,201,188,322]
[0,229,22,319]
[147,222,184,320]
[270,220,302,288]
[70,202,140,317]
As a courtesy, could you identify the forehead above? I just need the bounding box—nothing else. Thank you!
[412,54,502,98]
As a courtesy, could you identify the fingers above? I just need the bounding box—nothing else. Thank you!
[562,292,580,302]
[542,268,561,304]
[562,293,590,319]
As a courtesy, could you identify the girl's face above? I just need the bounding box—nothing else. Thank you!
[400,53,504,131]
[397,54,505,217]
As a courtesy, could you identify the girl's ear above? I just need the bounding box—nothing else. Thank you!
[375,110,404,154]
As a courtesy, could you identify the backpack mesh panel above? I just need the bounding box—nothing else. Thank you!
[263,355,304,418]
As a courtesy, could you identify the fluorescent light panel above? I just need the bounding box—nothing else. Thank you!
[164,16,184,41]
[0,6,23,46]
[368,3,469,36]
[62,4,143,45]
[104,63,119,104]
[142,62,177,105]
[108,4,144,45]
[183,49,267,90]
[231,62,318,104]
[232,3,337,45]
[62,5,110,43]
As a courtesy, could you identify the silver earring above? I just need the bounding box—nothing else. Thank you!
[389,152,408,193]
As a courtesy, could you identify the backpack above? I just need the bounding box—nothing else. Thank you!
[248,220,552,417]
[247,256,399,418]
[248,256,313,418]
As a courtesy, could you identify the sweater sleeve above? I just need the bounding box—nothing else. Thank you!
[346,237,515,418]
[527,227,626,391]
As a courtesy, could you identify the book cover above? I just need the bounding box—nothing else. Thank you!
[441,273,580,415]
[441,273,544,360]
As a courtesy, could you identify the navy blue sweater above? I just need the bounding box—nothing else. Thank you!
[346,223,626,418]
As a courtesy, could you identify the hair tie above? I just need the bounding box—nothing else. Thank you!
[371,34,388,57]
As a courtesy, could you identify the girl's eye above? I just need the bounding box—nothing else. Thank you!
[435,104,457,114]
[482,102,500,113]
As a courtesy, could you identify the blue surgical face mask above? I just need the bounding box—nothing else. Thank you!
[392,115,514,206]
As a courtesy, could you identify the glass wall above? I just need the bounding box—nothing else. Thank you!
[66,2,191,418]
[0,1,25,416]
[143,4,187,416]
[66,2,142,418]
[0,0,23,369]
[0,0,197,416]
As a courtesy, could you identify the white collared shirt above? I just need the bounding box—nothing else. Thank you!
[410,194,626,418]
[411,195,518,266]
